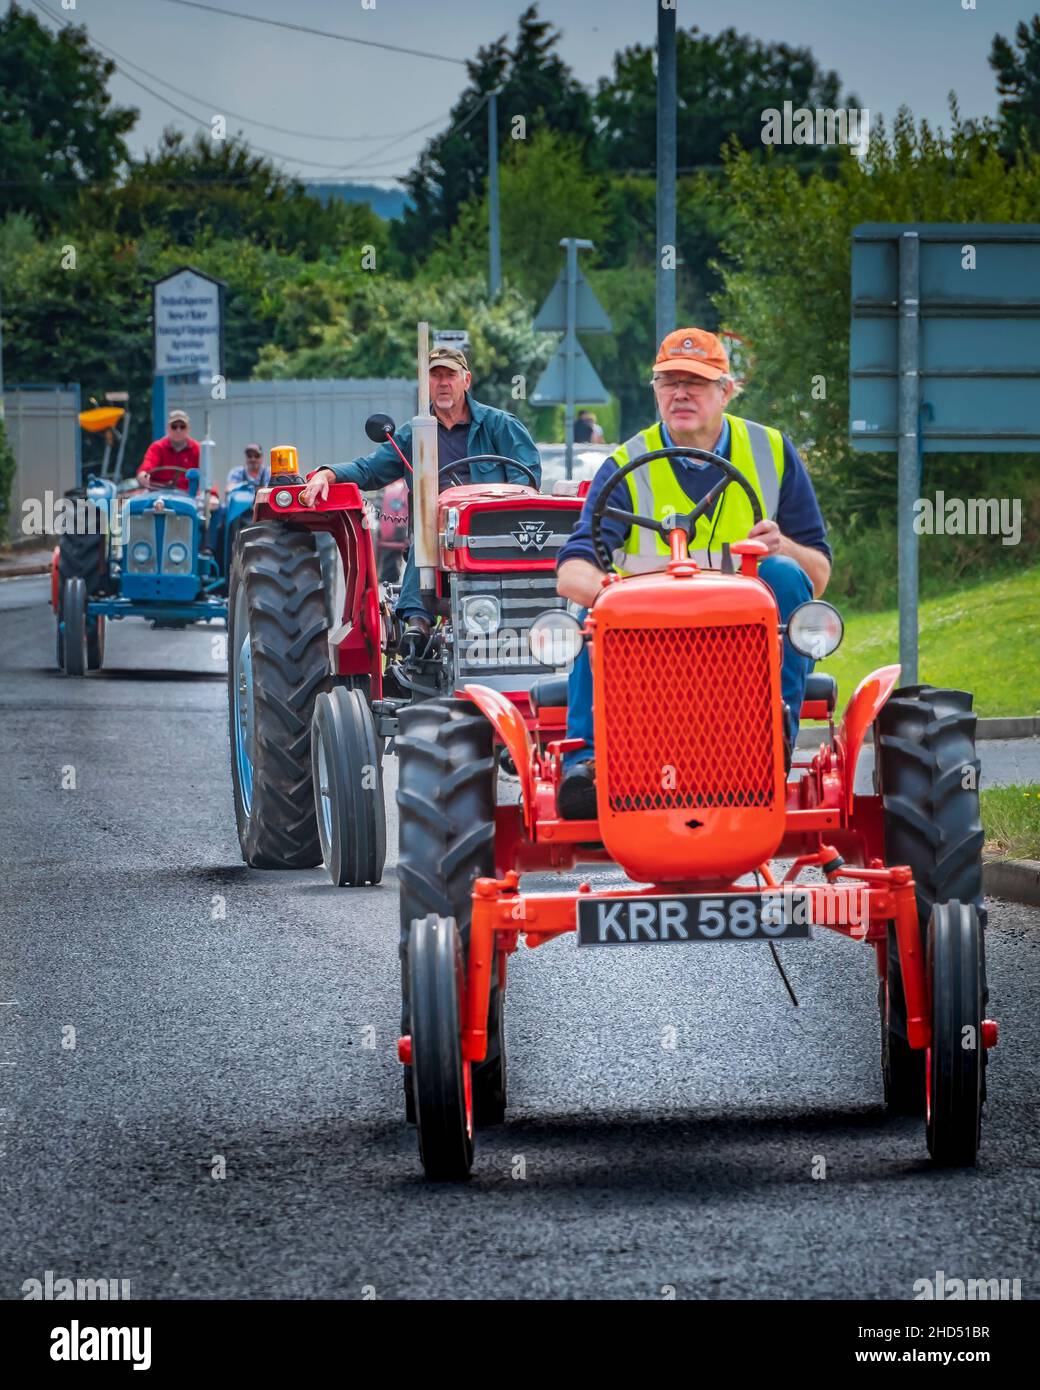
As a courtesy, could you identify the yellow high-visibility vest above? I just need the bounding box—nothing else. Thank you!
[613,414,785,574]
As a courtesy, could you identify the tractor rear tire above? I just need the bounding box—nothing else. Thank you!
[57,523,106,595]
[311,686,386,887]
[397,697,505,1127]
[228,524,331,869]
[87,615,106,671]
[875,685,987,1116]
[62,578,88,677]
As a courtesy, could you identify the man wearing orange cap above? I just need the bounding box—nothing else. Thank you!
[554,328,832,818]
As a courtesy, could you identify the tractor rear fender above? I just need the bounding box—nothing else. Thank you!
[252,481,382,695]
[463,684,535,833]
[838,664,901,815]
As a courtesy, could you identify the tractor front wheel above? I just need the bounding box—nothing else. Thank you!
[62,578,88,677]
[926,901,984,1166]
[311,686,386,886]
[410,913,474,1181]
[228,524,330,868]
[397,697,505,1127]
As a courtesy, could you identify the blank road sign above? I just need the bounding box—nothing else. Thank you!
[849,224,1040,452]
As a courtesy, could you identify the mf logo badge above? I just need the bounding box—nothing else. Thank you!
[511,520,551,552]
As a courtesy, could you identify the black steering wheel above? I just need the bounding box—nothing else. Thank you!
[589,446,763,572]
[137,462,195,493]
[441,453,540,489]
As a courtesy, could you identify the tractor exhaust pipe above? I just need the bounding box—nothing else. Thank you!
[411,321,438,595]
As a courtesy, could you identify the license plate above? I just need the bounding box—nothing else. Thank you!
[576,892,812,947]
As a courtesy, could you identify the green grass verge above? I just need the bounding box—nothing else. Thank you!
[980,784,1040,861]
[818,567,1040,718]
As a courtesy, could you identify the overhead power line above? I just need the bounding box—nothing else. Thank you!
[26,0,447,178]
[152,0,467,66]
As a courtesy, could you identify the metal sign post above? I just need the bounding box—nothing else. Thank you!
[850,222,1040,682]
[532,239,613,478]
[897,231,921,684]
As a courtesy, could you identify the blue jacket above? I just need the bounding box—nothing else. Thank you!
[329,394,541,491]
[557,418,831,570]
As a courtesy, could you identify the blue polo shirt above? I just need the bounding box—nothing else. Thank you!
[557,417,831,570]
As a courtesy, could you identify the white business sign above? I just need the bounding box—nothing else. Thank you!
[153,267,223,377]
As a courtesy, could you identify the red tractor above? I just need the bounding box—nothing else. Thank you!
[226,426,585,886]
[392,445,994,1180]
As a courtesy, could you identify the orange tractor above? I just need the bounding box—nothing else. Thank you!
[396,445,995,1179]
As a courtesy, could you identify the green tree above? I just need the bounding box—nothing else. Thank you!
[253,276,552,433]
[990,15,1040,155]
[710,109,1040,567]
[95,130,386,262]
[0,4,136,226]
[594,24,851,173]
[423,129,609,302]
[392,3,594,271]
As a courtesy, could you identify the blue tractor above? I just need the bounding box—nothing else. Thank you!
[51,464,257,674]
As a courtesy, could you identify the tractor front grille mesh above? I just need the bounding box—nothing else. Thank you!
[601,624,775,812]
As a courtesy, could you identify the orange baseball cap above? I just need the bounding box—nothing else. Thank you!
[653,328,730,380]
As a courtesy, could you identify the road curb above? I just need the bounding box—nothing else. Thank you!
[0,561,51,579]
[797,715,1040,749]
[984,857,1040,908]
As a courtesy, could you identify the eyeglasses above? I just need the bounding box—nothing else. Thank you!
[169,421,188,430]
[652,375,721,393]
[245,451,261,459]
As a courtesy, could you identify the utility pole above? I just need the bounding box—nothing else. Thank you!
[656,1,677,347]
[0,281,5,422]
[488,88,502,297]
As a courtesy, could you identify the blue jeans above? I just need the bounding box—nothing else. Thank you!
[395,545,429,622]
[563,555,815,768]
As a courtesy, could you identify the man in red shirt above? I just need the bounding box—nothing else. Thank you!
[136,409,200,490]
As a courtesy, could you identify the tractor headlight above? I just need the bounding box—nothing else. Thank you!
[461,595,500,636]
[529,609,584,667]
[167,542,188,565]
[131,540,153,564]
[787,601,844,659]
[273,489,294,508]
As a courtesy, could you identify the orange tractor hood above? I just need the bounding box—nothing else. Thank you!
[590,565,787,884]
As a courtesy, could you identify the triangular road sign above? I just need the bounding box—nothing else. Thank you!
[530,335,610,405]
[533,269,613,334]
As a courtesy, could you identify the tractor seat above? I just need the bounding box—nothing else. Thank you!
[803,672,837,712]
[528,675,569,713]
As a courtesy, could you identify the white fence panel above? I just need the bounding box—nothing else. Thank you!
[3,387,80,542]
[168,378,417,484]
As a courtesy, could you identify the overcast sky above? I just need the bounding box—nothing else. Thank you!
[24,0,1035,182]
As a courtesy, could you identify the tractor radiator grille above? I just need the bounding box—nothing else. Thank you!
[461,507,576,562]
[601,624,775,813]
[451,572,567,692]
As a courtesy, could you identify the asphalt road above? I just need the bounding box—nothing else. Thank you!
[2,573,1038,1301]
